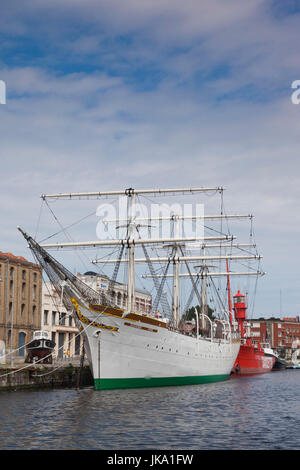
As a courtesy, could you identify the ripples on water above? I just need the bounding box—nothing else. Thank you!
[0,370,299,450]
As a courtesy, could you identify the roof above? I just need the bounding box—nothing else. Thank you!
[0,250,41,268]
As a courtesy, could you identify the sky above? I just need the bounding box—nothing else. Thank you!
[0,0,300,318]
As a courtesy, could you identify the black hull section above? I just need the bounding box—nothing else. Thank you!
[26,339,55,350]
[273,357,288,370]
[25,338,55,364]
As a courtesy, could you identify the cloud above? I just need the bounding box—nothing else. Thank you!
[0,1,299,315]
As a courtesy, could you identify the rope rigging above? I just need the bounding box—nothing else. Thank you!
[4,187,264,384]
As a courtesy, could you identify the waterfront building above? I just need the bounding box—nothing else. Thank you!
[41,282,83,360]
[77,271,152,314]
[248,316,300,357]
[0,251,42,362]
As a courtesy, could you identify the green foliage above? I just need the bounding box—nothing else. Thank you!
[181,305,215,322]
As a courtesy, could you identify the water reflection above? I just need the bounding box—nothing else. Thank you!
[0,370,299,449]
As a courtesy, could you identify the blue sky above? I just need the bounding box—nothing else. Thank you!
[0,0,300,317]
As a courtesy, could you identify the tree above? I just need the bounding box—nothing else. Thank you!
[181,305,215,322]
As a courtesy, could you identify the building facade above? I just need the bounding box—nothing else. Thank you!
[248,316,300,357]
[77,271,152,314]
[41,282,83,360]
[0,251,42,362]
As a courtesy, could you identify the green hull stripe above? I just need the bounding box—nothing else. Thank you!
[94,374,229,390]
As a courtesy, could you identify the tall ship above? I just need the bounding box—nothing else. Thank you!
[231,290,275,375]
[18,186,264,390]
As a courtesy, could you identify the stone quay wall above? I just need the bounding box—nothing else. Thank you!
[0,364,93,391]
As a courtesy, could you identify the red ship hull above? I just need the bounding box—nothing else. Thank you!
[232,344,275,375]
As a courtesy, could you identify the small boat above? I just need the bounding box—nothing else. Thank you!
[273,357,289,370]
[287,350,300,369]
[25,330,55,364]
[261,342,288,370]
[231,291,275,375]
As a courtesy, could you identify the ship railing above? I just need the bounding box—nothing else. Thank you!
[194,314,233,343]
[179,313,238,343]
[213,318,233,343]
[195,314,213,341]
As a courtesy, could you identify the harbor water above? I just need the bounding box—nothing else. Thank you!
[0,369,299,450]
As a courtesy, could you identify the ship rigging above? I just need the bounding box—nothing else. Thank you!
[18,186,264,390]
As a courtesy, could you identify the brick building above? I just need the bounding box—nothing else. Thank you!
[248,316,300,357]
[0,251,42,363]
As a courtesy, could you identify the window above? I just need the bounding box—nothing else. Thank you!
[32,305,36,325]
[52,311,56,325]
[251,331,260,337]
[234,296,244,304]
[44,310,49,325]
[22,270,26,280]
[22,282,26,298]
[21,303,25,318]
[75,335,81,355]
[18,332,26,357]
[33,284,37,301]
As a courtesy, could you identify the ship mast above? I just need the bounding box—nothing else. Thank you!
[126,188,136,313]
[172,216,180,327]
[226,259,233,325]
[38,186,264,328]
[201,246,207,330]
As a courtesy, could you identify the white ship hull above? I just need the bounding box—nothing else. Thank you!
[73,299,240,390]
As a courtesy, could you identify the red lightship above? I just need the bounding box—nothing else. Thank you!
[231,290,275,375]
